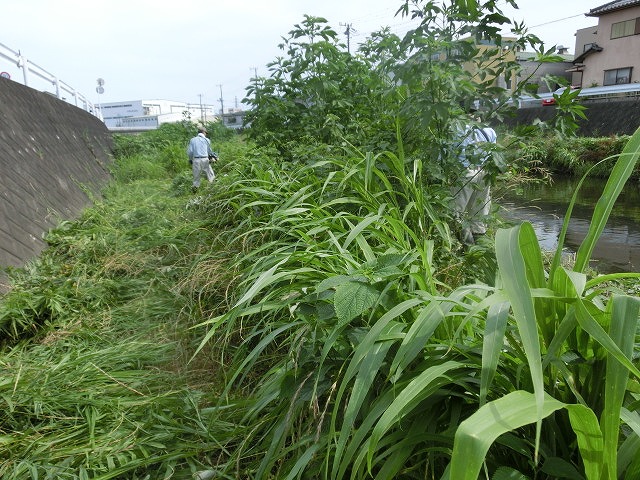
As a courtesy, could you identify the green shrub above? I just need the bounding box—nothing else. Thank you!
[110,153,167,183]
[513,134,634,179]
[112,121,236,160]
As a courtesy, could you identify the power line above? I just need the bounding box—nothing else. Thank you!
[529,13,587,29]
[336,4,416,41]
[349,18,417,38]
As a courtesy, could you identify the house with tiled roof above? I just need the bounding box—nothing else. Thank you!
[571,0,640,87]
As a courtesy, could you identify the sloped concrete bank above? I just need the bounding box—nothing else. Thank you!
[0,77,113,283]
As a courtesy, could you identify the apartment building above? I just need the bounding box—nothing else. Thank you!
[572,0,640,87]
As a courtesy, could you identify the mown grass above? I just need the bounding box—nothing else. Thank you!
[0,123,242,478]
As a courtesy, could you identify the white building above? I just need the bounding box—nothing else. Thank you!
[220,108,247,130]
[110,112,186,131]
[99,99,216,129]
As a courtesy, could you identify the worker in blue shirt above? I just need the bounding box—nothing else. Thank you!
[187,126,216,192]
[452,106,497,245]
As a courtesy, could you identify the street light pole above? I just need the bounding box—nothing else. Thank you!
[198,93,204,121]
[96,78,105,120]
[217,84,224,115]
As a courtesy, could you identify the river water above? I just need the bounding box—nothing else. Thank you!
[496,175,640,274]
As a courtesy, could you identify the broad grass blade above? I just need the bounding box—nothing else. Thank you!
[565,404,603,480]
[388,296,450,380]
[574,126,640,273]
[495,223,545,460]
[619,409,640,478]
[330,298,423,475]
[333,321,404,475]
[342,214,380,250]
[574,298,640,379]
[283,444,321,480]
[448,391,565,480]
[601,295,640,478]
[367,360,464,472]
[491,467,530,480]
[480,300,509,406]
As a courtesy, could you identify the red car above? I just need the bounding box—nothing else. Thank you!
[542,86,579,106]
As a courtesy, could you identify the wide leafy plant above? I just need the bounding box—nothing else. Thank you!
[447,126,640,479]
[194,113,640,480]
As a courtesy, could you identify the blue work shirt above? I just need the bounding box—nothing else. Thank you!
[187,133,213,160]
[457,126,497,168]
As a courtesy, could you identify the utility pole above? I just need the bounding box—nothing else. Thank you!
[198,93,204,121]
[251,67,259,102]
[340,23,354,53]
[217,84,224,115]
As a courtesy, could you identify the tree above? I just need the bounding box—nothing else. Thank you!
[243,15,397,154]
[244,1,568,174]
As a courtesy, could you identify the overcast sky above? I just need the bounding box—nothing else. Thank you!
[0,0,599,111]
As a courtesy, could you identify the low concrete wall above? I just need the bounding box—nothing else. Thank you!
[501,97,640,137]
[0,77,113,280]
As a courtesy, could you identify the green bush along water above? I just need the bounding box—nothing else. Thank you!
[510,133,635,180]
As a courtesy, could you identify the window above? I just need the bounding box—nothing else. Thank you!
[611,18,640,39]
[604,67,632,85]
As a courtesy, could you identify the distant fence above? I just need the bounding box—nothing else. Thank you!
[0,41,99,118]
[515,83,640,108]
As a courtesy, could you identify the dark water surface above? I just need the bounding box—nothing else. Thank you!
[497,176,640,274]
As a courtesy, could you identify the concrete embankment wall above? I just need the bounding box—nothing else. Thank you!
[501,97,640,137]
[0,77,113,281]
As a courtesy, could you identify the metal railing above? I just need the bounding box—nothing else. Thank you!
[0,41,100,119]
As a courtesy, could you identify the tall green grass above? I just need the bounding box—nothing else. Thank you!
[191,128,640,478]
[512,133,633,180]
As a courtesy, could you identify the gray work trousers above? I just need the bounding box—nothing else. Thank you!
[452,167,490,245]
[192,157,215,187]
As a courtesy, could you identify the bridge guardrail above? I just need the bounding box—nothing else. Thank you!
[512,83,640,108]
[0,41,100,119]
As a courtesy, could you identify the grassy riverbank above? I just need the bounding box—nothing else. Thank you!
[2,2,640,476]
[1,121,640,478]
[510,132,636,180]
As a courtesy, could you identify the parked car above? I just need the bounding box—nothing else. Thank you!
[542,86,579,106]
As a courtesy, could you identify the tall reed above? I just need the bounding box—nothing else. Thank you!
[193,129,640,479]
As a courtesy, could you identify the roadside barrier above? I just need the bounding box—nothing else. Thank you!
[0,41,99,119]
